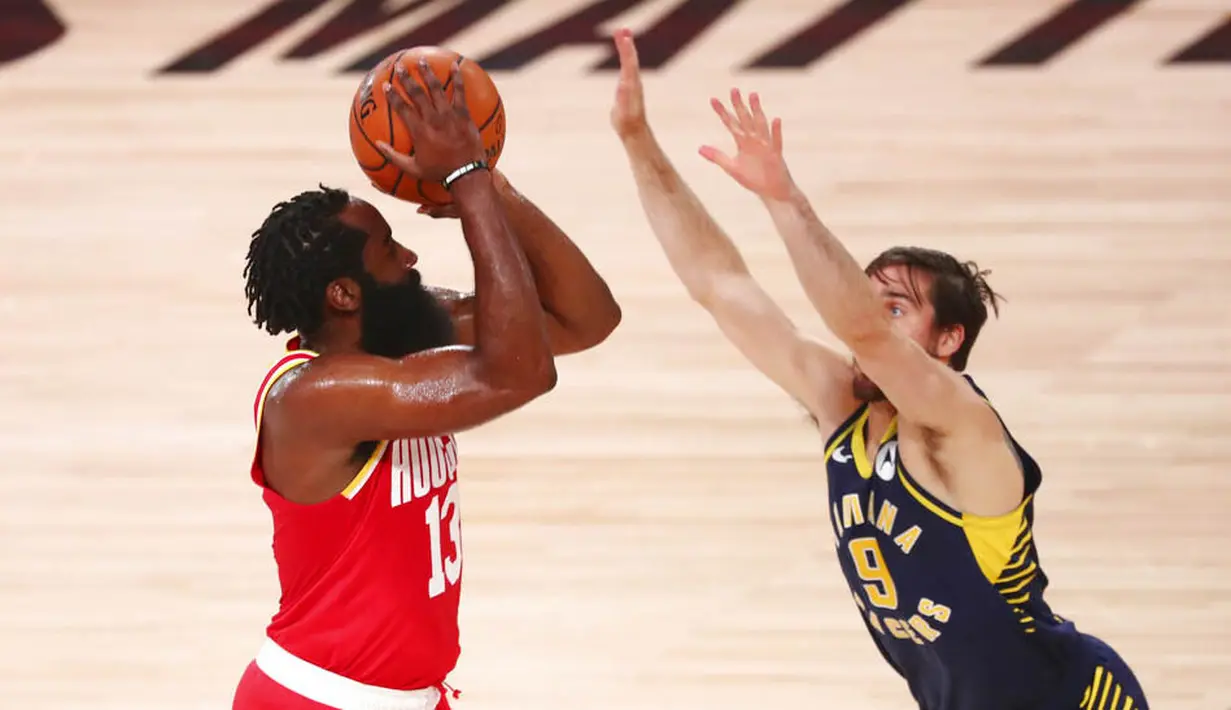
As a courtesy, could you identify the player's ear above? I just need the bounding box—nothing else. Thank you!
[326,277,362,314]
[936,324,965,361]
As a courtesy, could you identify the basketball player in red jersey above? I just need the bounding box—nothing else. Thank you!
[612,29,1147,710]
[231,59,620,710]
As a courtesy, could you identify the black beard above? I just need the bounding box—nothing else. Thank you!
[356,269,456,358]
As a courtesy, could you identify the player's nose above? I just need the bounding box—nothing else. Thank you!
[402,248,419,269]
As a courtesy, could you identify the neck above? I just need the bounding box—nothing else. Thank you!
[866,400,898,435]
[298,320,362,356]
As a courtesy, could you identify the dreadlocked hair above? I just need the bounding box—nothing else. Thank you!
[865,246,1006,371]
[244,185,367,337]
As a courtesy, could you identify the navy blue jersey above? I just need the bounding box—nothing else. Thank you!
[823,375,1092,710]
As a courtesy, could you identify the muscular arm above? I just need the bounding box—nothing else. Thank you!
[619,127,857,432]
[761,185,1020,513]
[430,171,621,356]
[762,186,991,430]
[268,171,557,452]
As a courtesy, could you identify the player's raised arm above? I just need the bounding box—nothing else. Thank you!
[609,29,856,431]
[274,59,556,444]
[420,167,623,357]
[699,88,1003,427]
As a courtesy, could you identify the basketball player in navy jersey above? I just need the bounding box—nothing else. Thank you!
[610,29,1147,710]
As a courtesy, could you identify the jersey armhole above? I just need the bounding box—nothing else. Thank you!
[250,351,317,488]
[338,441,389,500]
[823,404,867,454]
[962,373,1041,503]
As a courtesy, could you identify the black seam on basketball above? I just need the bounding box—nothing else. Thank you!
[380,50,413,192]
[478,97,504,166]
[479,96,502,132]
[351,97,388,171]
[443,56,465,93]
[385,50,409,164]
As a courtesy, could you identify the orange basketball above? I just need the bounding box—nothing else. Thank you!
[348,46,506,206]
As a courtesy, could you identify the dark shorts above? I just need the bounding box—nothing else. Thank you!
[1046,633,1148,710]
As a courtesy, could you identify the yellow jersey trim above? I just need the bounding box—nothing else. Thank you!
[825,414,862,462]
[894,456,1034,587]
[340,440,389,500]
[256,346,385,502]
[851,411,898,480]
[963,495,1032,585]
[896,464,963,526]
[254,350,317,431]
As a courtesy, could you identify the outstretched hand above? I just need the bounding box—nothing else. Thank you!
[610,28,648,140]
[699,89,794,202]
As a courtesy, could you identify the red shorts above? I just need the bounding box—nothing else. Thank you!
[231,639,455,710]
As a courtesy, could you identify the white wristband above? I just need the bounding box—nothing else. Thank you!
[443,161,488,190]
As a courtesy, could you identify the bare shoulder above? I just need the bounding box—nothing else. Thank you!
[261,352,398,439]
[265,353,376,410]
[269,348,469,411]
[897,378,1026,517]
[259,356,344,440]
[258,356,384,503]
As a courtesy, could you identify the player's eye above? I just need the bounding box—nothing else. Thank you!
[889,304,904,317]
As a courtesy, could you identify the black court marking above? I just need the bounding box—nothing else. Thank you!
[977,0,1143,66]
[744,0,918,69]
[1168,15,1231,63]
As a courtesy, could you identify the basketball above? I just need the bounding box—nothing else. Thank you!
[348,47,506,206]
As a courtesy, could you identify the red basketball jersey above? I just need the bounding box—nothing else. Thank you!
[249,342,463,691]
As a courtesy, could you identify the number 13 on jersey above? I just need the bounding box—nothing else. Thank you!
[425,482,462,598]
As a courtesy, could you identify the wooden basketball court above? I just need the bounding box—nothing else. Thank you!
[2,1,1228,708]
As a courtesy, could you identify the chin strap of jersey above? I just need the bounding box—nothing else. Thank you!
[440,681,462,701]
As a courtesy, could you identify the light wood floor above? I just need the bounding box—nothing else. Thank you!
[2,1,1228,708]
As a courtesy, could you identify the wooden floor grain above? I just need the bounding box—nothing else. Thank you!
[1,1,1228,708]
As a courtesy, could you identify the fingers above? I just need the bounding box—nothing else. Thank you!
[698,144,736,173]
[384,80,420,141]
[748,91,771,138]
[415,57,446,111]
[710,97,739,136]
[448,60,467,110]
[613,27,640,79]
[393,62,431,116]
[375,141,419,175]
[417,204,461,219]
[730,88,754,131]
[610,27,649,137]
[712,89,779,145]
